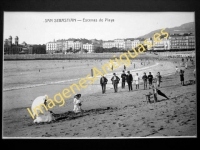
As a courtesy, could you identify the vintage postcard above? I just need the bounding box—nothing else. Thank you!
[3,12,196,138]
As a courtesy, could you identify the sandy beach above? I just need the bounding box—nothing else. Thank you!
[3,57,196,138]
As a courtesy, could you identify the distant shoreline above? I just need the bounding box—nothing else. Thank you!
[3,51,194,61]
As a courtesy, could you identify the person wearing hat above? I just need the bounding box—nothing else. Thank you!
[156,72,162,87]
[121,70,127,89]
[111,73,120,93]
[179,69,185,86]
[148,72,153,89]
[142,72,148,90]
[73,94,83,113]
[100,74,108,94]
[126,71,133,91]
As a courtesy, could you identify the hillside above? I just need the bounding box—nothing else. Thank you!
[138,22,195,39]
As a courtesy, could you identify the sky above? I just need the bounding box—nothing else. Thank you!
[4,12,194,44]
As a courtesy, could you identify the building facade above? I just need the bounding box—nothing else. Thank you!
[46,40,57,54]
[83,43,93,53]
[143,38,153,50]
[153,38,170,50]
[125,40,132,50]
[114,39,125,49]
[4,36,32,54]
[83,42,102,53]
[132,39,141,48]
[169,33,195,50]
[187,35,195,49]
[103,40,115,49]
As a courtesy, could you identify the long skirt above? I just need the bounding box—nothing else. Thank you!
[73,104,81,113]
[33,111,55,123]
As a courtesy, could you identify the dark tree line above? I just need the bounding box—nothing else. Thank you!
[32,44,46,54]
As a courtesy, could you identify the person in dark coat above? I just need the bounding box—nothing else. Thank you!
[121,70,127,89]
[142,72,148,90]
[126,71,133,91]
[179,69,184,86]
[111,73,120,93]
[148,72,153,89]
[124,65,126,71]
[100,74,108,94]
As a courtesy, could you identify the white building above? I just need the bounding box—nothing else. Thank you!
[132,40,140,48]
[144,38,153,50]
[83,42,102,53]
[114,39,125,49]
[153,38,170,50]
[66,40,74,50]
[83,43,93,53]
[103,40,115,48]
[73,41,82,50]
[46,41,57,54]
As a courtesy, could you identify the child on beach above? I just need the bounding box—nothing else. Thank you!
[134,73,140,89]
[179,70,185,86]
[73,94,83,113]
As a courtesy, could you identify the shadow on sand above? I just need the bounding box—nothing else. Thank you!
[31,107,118,126]
[183,80,196,86]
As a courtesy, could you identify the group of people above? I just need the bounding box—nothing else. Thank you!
[99,70,169,105]
[99,71,163,93]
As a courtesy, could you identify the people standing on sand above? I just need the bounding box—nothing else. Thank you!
[111,73,120,93]
[121,70,127,89]
[180,58,185,71]
[148,72,153,89]
[124,65,126,71]
[126,71,133,91]
[73,94,83,113]
[100,74,108,94]
[193,68,196,78]
[185,61,188,69]
[142,72,148,90]
[134,73,140,89]
[179,70,185,86]
[156,72,162,87]
[175,66,179,73]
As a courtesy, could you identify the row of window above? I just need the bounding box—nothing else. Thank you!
[172,43,187,45]
[172,46,195,48]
